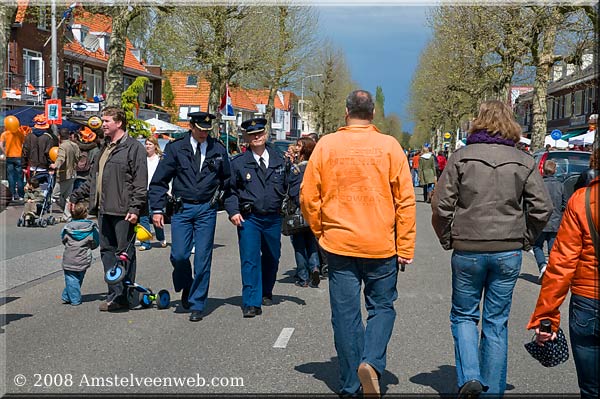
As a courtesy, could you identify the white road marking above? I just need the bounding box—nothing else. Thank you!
[273,327,295,348]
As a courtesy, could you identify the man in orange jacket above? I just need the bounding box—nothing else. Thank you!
[300,90,416,398]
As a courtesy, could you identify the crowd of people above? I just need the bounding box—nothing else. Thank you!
[1,93,598,399]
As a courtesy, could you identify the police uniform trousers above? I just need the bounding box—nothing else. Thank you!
[99,214,137,304]
[170,201,217,312]
[237,213,282,308]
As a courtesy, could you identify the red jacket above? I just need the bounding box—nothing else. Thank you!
[527,177,599,331]
[437,154,447,171]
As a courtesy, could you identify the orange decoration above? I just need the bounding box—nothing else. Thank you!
[49,146,59,162]
[4,115,20,133]
[150,126,156,133]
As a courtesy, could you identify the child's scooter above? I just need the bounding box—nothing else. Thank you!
[104,225,170,310]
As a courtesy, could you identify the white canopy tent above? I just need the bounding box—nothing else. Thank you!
[568,130,596,146]
[145,117,187,135]
[519,136,531,145]
[544,135,569,149]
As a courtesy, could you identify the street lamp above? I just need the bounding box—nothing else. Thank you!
[300,74,323,117]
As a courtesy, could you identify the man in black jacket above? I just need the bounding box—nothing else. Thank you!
[70,106,147,311]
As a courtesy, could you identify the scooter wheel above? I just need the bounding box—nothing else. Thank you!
[140,293,153,308]
[104,264,126,285]
[127,287,141,309]
[156,290,170,309]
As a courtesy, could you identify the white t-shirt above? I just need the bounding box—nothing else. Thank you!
[147,154,160,189]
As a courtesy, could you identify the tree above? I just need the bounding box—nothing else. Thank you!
[161,76,177,123]
[373,86,386,128]
[121,76,151,138]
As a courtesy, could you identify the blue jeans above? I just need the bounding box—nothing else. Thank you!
[569,294,599,399]
[450,250,521,396]
[237,213,282,308]
[62,270,86,305]
[327,252,398,395]
[290,231,320,284]
[6,157,24,198]
[170,202,217,312]
[139,203,165,249]
[532,232,557,270]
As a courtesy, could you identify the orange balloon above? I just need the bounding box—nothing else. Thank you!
[49,146,59,162]
[4,115,20,133]
[150,126,156,133]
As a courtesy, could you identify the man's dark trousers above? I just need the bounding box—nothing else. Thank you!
[99,214,136,305]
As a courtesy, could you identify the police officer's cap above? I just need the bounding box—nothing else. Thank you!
[241,117,267,134]
[188,111,216,130]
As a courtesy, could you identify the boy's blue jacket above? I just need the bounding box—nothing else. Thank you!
[61,219,99,272]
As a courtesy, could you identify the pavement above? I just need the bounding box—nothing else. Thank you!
[0,194,580,396]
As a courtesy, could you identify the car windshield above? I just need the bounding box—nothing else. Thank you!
[534,151,591,178]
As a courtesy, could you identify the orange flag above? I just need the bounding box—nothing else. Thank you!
[45,86,54,97]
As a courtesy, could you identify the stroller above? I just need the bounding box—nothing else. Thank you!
[17,171,58,228]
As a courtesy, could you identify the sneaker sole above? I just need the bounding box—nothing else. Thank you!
[358,363,380,398]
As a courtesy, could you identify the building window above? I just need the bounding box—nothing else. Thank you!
[23,49,44,90]
[179,105,200,120]
[104,35,110,54]
[37,7,49,30]
[583,89,588,114]
[72,64,81,81]
[547,98,553,120]
[559,95,565,119]
[94,70,103,97]
[564,93,572,118]
[145,82,154,104]
[574,91,583,115]
[186,75,198,86]
[80,27,88,45]
[588,87,596,113]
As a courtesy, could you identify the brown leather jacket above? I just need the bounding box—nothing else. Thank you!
[431,143,553,252]
[527,178,599,331]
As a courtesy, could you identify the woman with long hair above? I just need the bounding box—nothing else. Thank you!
[431,100,553,397]
[289,136,320,288]
[138,136,166,251]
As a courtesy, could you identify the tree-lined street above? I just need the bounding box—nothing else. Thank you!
[0,197,580,396]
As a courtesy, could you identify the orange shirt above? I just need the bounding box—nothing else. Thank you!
[300,124,416,259]
[412,154,420,169]
[0,129,25,158]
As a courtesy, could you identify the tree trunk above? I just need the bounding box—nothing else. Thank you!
[105,7,131,107]
[530,13,559,152]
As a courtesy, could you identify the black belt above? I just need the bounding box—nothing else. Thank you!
[181,199,206,204]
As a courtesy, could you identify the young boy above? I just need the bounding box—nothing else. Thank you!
[61,201,99,305]
[23,177,44,221]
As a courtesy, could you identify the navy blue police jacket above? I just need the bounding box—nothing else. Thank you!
[148,132,231,211]
[224,144,287,217]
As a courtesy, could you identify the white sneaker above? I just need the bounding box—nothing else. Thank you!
[160,240,167,248]
[134,240,141,246]
[538,264,547,282]
[191,246,195,254]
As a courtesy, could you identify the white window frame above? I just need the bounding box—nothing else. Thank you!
[83,67,94,97]
[94,70,103,97]
[72,64,81,81]
[23,49,44,91]
[179,105,200,121]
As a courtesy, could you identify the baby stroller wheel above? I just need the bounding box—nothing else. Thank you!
[104,264,126,285]
[47,216,56,225]
[140,293,153,308]
[17,218,23,227]
[156,290,170,309]
[40,219,48,228]
[127,287,141,309]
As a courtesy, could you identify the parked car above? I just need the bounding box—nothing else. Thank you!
[533,150,591,199]
[271,139,296,157]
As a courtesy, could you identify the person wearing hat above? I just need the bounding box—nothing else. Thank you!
[72,126,101,191]
[148,111,231,322]
[49,128,81,222]
[21,114,57,182]
[223,117,287,318]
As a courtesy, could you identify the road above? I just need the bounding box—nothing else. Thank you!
[0,196,580,396]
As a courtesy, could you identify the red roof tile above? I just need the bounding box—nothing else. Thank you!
[15,0,28,24]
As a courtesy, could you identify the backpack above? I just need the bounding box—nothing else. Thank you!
[76,150,91,173]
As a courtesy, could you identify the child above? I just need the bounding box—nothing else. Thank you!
[532,159,566,281]
[23,177,44,221]
[61,201,99,305]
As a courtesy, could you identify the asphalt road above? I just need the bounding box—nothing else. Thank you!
[0,196,580,396]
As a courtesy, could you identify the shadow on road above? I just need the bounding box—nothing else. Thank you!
[173,294,308,317]
[410,364,457,394]
[295,356,399,394]
[80,293,106,303]
[277,269,298,284]
[1,313,33,334]
[0,296,20,307]
[519,272,540,285]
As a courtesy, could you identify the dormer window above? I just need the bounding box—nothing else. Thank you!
[80,27,89,45]
[37,7,49,30]
[104,35,110,54]
[186,75,198,86]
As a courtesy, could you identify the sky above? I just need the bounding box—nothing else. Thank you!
[316,6,432,133]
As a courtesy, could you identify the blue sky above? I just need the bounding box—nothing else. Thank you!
[316,6,432,132]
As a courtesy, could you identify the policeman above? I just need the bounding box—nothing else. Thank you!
[224,118,287,318]
[148,111,231,322]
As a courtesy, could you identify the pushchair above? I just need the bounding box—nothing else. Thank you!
[17,171,58,227]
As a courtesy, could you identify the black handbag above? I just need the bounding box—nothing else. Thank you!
[524,328,569,367]
[280,190,310,236]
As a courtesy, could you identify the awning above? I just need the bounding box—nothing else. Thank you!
[560,128,588,140]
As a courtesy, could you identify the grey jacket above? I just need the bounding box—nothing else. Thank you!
[54,140,80,181]
[61,219,99,272]
[542,175,566,232]
[431,143,553,252]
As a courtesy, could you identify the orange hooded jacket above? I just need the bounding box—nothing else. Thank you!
[527,177,599,332]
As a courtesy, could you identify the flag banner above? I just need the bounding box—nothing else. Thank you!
[219,84,234,117]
